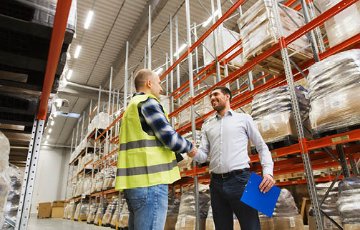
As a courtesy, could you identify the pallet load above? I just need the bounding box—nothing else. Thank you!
[337,177,360,229]
[0,132,10,227]
[118,200,129,229]
[317,0,360,48]
[203,26,243,67]
[251,85,310,145]
[308,49,360,133]
[175,185,210,230]
[237,0,311,74]
[273,189,304,230]
[87,203,98,224]
[102,198,118,227]
[165,196,180,230]
[64,202,76,220]
[110,199,122,229]
[205,206,241,230]
[94,202,106,226]
[309,182,342,230]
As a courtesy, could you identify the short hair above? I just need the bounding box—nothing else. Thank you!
[134,69,153,91]
[212,86,232,102]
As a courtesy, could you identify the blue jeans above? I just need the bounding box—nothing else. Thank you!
[210,169,260,230]
[124,184,168,230]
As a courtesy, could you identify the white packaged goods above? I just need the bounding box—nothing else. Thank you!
[119,200,129,228]
[251,85,309,143]
[102,166,116,190]
[337,177,360,224]
[102,198,118,226]
[94,202,106,226]
[64,202,76,219]
[272,189,304,230]
[88,112,112,134]
[307,49,360,132]
[238,0,310,61]
[317,0,360,48]
[203,26,243,67]
[87,203,98,224]
[175,184,210,230]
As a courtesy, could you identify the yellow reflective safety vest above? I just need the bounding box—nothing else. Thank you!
[115,94,180,190]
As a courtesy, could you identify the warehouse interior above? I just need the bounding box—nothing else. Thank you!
[0,0,359,229]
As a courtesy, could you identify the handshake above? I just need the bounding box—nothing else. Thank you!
[187,141,197,158]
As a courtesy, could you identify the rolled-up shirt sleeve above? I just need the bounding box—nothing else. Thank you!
[193,124,210,164]
[245,114,274,176]
[140,98,193,154]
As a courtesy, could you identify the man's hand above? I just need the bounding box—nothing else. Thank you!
[259,174,275,193]
[187,142,197,158]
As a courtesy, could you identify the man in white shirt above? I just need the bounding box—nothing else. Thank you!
[188,86,275,230]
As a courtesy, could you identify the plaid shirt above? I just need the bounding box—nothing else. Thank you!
[135,93,193,154]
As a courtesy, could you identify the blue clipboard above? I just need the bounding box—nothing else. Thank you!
[240,172,280,217]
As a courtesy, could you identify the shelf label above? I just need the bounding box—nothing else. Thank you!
[331,135,349,143]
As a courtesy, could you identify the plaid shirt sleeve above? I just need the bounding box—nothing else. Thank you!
[140,98,193,154]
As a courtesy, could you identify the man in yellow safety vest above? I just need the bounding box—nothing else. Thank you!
[115,69,196,230]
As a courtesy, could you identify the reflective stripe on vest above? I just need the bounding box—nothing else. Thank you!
[119,139,163,151]
[116,159,177,176]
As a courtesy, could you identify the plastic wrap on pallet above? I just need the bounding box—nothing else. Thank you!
[0,131,10,228]
[165,196,180,230]
[273,189,299,217]
[316,0,360,48]
[337,177,360,224]
[308,49,360,132]
[203,26,243,67]
[87,112,112,135]
[2,165,23,229]
[73,203,81,220]
[251,85,309,143]
[87,203,98,224]
[64,202,76,219]
[175,184,210,229]
[110,199,124,228]
[95,171,104,192]
[102,198,117,226]
[82,176,91,195]
[316,182,340,217]
[94,202,107,226]
[119,199,129,228]
[237,0,310,61]
[5,0,77,31]
[102,166,116,190]
[79,203,89,221]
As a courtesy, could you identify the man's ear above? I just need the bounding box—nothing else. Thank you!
[146,79,152,88]
[226,94,230,101]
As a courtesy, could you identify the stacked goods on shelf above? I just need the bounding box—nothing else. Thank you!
[273,189,304,230]
[205,206,241,230]
[307,49,360,133]
[175,184,210,229]
[95,171,104,192]
[237,0,311,74]
[177,86,212,127]
[309,182,341,230]
[317,0,360,48]
[203,26,243,67]
[118,200,130,229]
[87,203,98,224]
[83,176,92,195]
[77,154,93,173]
[73,203,81,221]
[74,203,89,221]
[2,165,23,228]
[87,112,112,135]
[70,138,93,162]
[251,85,310,144]
[102,198,118,227]
[337,177,360,228]
[110,199,125,228]
[64,202,76,219]
[165,196,181,230]
[259,214,275,230]
[94,202,106,226]
[102,166,116,190]
[0,132,10,227]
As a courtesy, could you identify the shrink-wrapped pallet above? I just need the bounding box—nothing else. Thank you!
[251,85,309,143]
[337,177,360,224]
[87,112,112,135]
[119,200,129,228]
[175,185,210,230]
[0,131,10,228]
[317,0,360,48]
[203,26,243,67]
[237,0,310,62]
[87,203,98,224]
[102,166,116,190]
[273,189,304,230]
[110,199,125,228]
[308,49,360,132]
[94,202,106,226]
[165,196,180,230]
[64,202,76,219]
[102,198,117,226]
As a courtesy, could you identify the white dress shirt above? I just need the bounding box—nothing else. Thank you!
[193,109,274,175]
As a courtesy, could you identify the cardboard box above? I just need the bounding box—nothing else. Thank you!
[51,206,64,218]
[38,202,52,218]
[52,200,65,207]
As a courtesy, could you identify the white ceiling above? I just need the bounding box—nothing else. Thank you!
[45,0,257,147]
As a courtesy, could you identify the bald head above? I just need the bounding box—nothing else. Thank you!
[134,69,154,91]
[133,69,163,99]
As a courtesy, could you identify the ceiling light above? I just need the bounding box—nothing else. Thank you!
[67,69,73,80]
[74,45,82,59]
[84,10,94,29]
[48,128,52,134]
[173,43,187,57]
[50,120,55,126]
[155,67,163,75]
[202,9,220,27]
[46,135,50,139]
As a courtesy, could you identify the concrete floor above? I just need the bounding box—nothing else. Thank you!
[28,216,107,230]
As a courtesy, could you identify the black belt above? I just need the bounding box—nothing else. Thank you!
[211,168,249,179]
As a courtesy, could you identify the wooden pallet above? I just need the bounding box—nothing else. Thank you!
[313,124,360,138]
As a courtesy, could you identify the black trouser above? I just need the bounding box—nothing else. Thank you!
[210,169,260,230]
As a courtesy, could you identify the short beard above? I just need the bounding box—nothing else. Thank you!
[213,104,225,112]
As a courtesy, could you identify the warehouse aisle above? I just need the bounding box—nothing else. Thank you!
[28,217,105,230]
